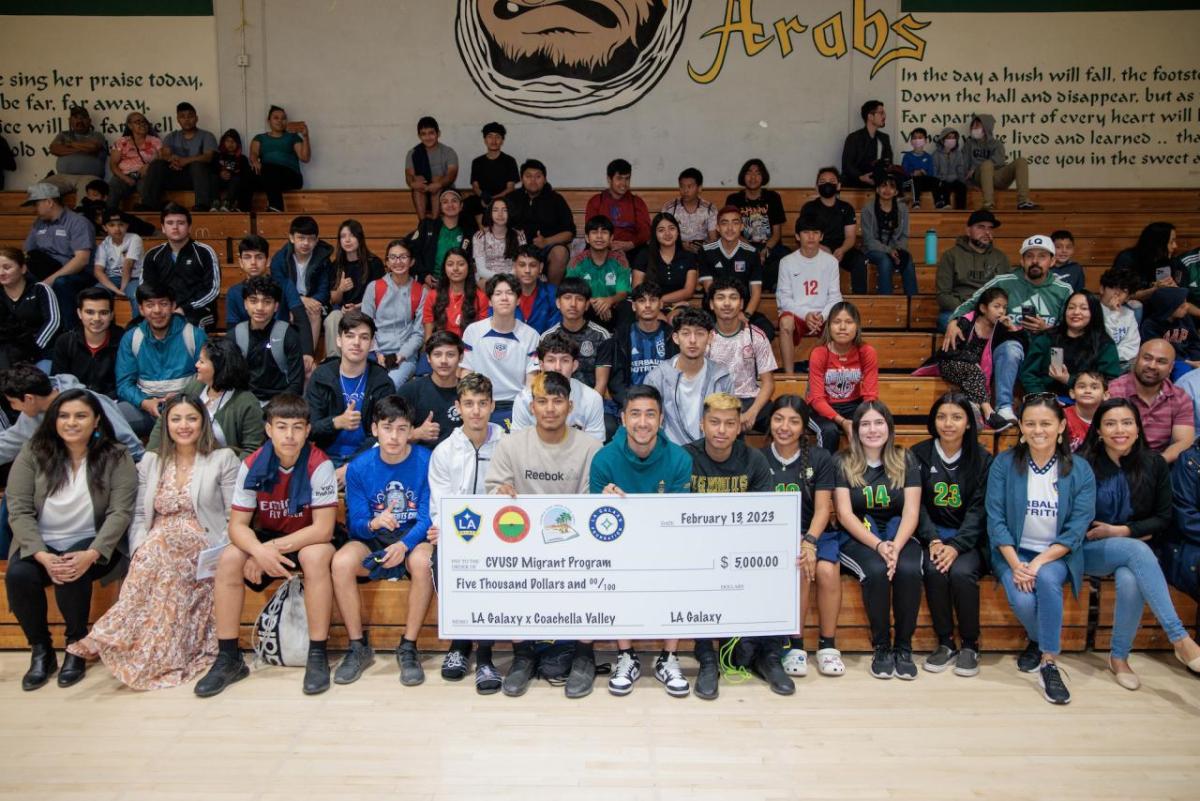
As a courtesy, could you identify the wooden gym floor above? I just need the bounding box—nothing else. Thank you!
[0,649,1197,800]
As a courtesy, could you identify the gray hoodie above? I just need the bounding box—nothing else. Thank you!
[859,198,910,253]
[0,374,145,466]
[932,126,972,183]
[643,355,733,446]
[966,113,1008,170]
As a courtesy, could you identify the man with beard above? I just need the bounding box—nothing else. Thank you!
[942,235,1072,429]
[1108,339,1195,463]
[45,107,108,201]
[934,210,1009,331]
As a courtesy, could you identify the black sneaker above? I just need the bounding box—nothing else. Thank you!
[870,645,894,679]
[923,644,957,673]
[1017,641,1042,673]
[1039,662,1070,705]
[396,640,424,686]
[195,651,249,698]
[475,662,502,695]
[302,649,331,695]
[502,649,537,697]
[955,647,980,677]
[752,649,796,695]
[564,650,596,699]
[333,640,375,685]
[1017,200,1040,211]
[441,648,469,681]
[694,645,720,700]
[893,647,918,680]
[986,412,1013,432]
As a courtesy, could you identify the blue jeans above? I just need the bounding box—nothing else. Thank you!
[866,249,918,296]
[992,339,1025,410]
[1083,537,1188,658]
[999,547,1069,654]
[936,310,953,333]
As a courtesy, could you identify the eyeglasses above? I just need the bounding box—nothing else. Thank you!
[386,254,412,263]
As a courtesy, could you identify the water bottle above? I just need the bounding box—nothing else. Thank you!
[925,229,938,265]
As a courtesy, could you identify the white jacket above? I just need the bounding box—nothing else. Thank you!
[428,423,505,526]
[509,376,605,441]
[130,448,241,553]
[776,248,842,319]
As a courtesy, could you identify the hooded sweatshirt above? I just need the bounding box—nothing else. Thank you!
[588,427,693,494]
[935,235,1010,311]
[643,355,733,446]
[951,268,1073,328]
[932,127,972,183]
[1141,287,1200,361]
[966,114,1008,171]
[428,423,505,526]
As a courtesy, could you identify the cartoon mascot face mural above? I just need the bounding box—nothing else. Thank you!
[456,0,691,120]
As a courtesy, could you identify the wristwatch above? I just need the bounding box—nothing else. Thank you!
[802,534,818,546]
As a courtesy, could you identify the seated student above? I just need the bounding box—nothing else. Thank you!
[662,167,717,253]
[249,105,309,212]
[900,128,938,209]
[421,247,487,341]
[424,373,505,691]
[841,100,893,189]
[1079,399,1200,689]
[725,158,789,288]
[567,215,632,327]
[405,116,459,221]
[68,395,240,690]
[51,287,124,400]
[589,384,694,697]
[912,393,992,677]
[699,206,773,339]
[799,167,870,295]
[967,113,1037,211]
[147,338,265,458]
[233,276,304,403]
[1020,291,1122,397]
[860,174,918,296]
[411,189,476,286]
[1097,268,1141,371]
[364,239,428,389]
[116,284,208,438]
[936,287,1011,429]
[4,389,137,691]
[834,401,924,681]
[761,396,843,678]
[140,102,217,212]
[325,219,384,357]
[461,274,540,428]
[511,332,605,441]
[541,276,613,395]
[270,215,333,349]
[645,306,732,446]
[1050,230,1085,294]
[1064,370,1107,452]
[194,394,338,698]
[706,278,776,434]
[1140,287,1200,379]
[212,129,251,212]
[931,127,970,209]
[398,331,465,447]
[92,210,144,306]
[609,282,678,410]
[585,158,651,259]
[465,121,519,221]
[987,395,1094,705]
[485,371,603,698]
[686,392,792,698]
[1115,221,1178,304]
[807,301,879,451]
[1108,339,1195,463]
[140,204,222,331]
[472,197,526,283]
[506,159,576,284]
[508,245,560,334]
[776,213,843,373]
[75,179,115,236]
[331,396,433,687]
[632,212,699,314]
[0,246,61,371]
[226,235,315,369]
[305,311,396,478]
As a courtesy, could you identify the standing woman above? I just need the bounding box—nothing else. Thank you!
[834,401,924,680]
[912,392,992,677]
[68,396,241,690]
[0,246,61,371]
[471,197,525,284]
[4,389,137,690]
[761,395,845,678]
[807,301,880,452]
[326,219,385,357]
[1078,399,1200,688]
[250,105,310,212]
[633,212,699,316]
[986,395,1095,705]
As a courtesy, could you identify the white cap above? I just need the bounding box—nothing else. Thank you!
[1020,234,1056,257]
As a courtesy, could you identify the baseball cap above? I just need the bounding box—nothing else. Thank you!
[101,209,129,225]
[966,209,1000,228]
[1020,234,1056,257]
[22,182,60,206]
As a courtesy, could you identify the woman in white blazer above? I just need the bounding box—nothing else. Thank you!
[69,395,241,690]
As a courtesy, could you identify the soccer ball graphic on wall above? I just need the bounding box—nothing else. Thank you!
[456,0,692,120]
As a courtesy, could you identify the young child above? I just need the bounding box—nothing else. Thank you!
[705,278,776,434]
[92,210,144,305]
[776,213,842,373]
[567,215,632,327]
[900,128,937,209]
[1065,370,1107,451]
[227,235,315,366]
[1098,267,1141,370]
[806,301,879,450]
[233,275,304,402]
[1051,230,1085,293]
[931,128,971,209]
[364,238,428,389]
[213,129,250,211]
[938,287,1011,429]
[510,245,560,334]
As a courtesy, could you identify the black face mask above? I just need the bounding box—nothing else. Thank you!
[818,183,838,199]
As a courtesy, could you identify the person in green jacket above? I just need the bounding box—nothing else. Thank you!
[1019,292,1123,397]
[934,209,1009,331]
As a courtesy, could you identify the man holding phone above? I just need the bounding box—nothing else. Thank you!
[942,234,1072,428]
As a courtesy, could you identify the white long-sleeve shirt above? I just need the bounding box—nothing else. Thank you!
[775,249,842,319]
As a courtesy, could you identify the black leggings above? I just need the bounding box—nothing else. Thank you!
[5,540,120,647]
[939,359,990,407]
[255,163,303,210]
[840,537,924,648]
[923,546,984,646]
[811,399,861,453]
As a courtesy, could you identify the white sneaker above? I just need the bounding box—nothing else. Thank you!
[816,647,846,676]
[782,648,808,677]
[608,651,640,696]
[654,653,690,697]
[997,405,1018,425]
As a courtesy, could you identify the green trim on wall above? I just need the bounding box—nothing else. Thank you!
[902,1,1200,10]
[0,0,211,14]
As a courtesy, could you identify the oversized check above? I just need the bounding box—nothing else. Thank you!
[437,492,800,640]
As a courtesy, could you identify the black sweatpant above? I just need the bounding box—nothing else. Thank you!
[811,399,861,453]
[923,546,984,647]
[5,538,120,647]
[840,249,869,295]
[255,163,303,210]
[840,536,924,649]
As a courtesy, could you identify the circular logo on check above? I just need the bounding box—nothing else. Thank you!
[589,506,625,542]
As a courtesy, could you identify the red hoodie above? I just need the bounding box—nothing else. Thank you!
[585,190,651,247]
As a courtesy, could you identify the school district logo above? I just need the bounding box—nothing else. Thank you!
[493,505,531,543]
[541,505,579,543]
[454,507,482,542]
[455,0,692,120]
[589,506,624,542]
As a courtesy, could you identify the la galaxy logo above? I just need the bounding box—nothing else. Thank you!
[453,507,482,542]
[589,506,625,542]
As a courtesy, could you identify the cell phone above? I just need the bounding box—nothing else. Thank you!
[1156,266,1173,282]
[285,120,305,134]
[1022,304,1036,318]
[1050,347,1065,370]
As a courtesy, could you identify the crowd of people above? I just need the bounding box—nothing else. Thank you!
[2,102,1199,707]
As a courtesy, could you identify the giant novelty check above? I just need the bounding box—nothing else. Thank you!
[437,492,800,640]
